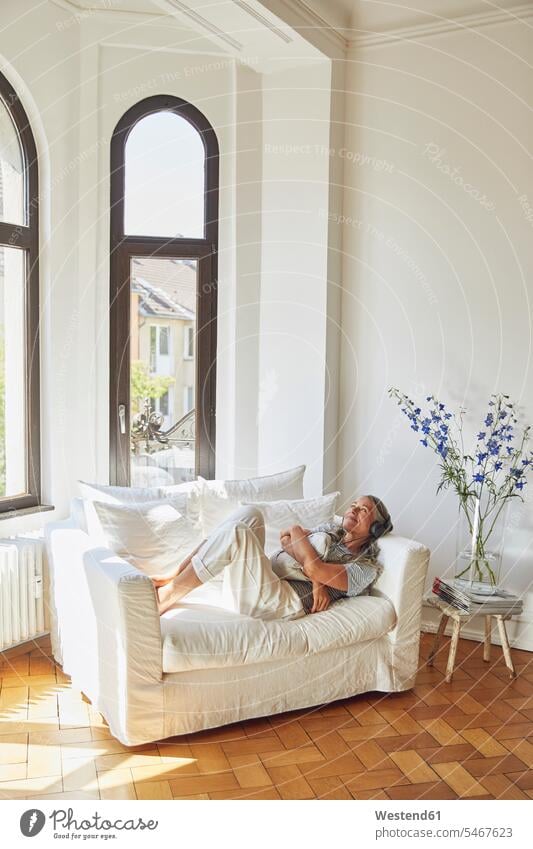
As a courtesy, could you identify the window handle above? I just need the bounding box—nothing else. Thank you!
[118,404,126,434]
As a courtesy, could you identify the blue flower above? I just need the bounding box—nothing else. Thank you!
[499,411,507,419]
[473,473,485,483]
[477,432,486,440]
[476,452,488,464]
[420,438,428,447]
[485,413,494,426]
[414,407,421,415]
[515,480,525,490]
[494,461,503,471]
[444,412,452,420]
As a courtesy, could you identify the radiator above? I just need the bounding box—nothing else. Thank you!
[0,538,49,652]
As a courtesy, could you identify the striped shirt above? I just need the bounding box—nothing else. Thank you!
[286,520,383,614]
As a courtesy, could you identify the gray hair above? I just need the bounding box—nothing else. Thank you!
[366,495,393,537]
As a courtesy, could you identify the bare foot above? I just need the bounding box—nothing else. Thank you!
[153,561,203,616]
[156,581,178,615]
[151,575,174,588]
[150,551,196,591]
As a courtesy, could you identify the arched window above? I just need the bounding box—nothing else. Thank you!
[109,96,218,486]
[0,71,41,514]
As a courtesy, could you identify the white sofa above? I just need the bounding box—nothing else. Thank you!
[45,506,430,747]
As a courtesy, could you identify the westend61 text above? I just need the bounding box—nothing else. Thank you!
[375,810,441,820]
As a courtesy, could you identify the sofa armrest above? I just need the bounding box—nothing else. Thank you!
[371,534,430,687]
[45,520,164,745]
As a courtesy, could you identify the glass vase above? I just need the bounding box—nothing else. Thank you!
[454,495,508,589]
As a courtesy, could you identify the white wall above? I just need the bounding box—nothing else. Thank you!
[259,58,333,495]
[1,0,81,535]
[337,20,533,646]
[0,1,337,535]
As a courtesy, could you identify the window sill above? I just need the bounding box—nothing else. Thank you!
[0,504,55,521]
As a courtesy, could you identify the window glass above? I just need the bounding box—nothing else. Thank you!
[124,111,205,238]
[159,326,170,356]
[0,98,24,225]
[130,256,197,485]
[0,245,26,497]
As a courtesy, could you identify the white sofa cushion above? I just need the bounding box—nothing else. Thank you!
[160,580,396,673]
[241,492,340,555]
[91,497,203,577]
[199,464,306,534]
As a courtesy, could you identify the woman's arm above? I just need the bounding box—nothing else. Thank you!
[305,557,378,597]
[287,525,348,592]
[303,560,348,592]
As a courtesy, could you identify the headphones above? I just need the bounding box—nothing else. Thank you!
[367,495,393,540]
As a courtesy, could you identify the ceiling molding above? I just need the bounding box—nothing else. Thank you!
[232,1,293,44]
[259,0,348,54]
[165,0,244,51]
[50,0,346,58]
[348,2,533,49]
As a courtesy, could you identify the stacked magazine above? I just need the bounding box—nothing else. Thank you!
[432,577,523,616]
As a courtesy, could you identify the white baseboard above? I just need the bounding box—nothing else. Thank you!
[421,602,533,653]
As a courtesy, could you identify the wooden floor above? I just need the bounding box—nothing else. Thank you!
[1,632,533,801]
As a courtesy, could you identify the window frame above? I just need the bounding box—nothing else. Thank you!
[109,94,219,486]
[0,71,41,515]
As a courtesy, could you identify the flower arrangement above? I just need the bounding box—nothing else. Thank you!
[389,389,532,585]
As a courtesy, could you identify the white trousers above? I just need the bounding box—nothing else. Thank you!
[190,505,306,621]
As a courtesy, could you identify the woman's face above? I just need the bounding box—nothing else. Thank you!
[342,496,375,537]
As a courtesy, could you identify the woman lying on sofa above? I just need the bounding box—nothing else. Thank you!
[152,495,393,619]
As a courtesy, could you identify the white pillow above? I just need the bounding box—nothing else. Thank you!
[90,497,203,578]
[77,479,203,532]
[159,482,203,528]
[240,492,340,556]
[78,480,164,504]
[199,465,306,535]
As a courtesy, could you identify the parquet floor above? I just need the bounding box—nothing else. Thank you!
[1,632,533,800]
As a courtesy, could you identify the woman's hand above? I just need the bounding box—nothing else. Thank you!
[280,531,293,553]
[288,525,320,572]
[311,582,331,613]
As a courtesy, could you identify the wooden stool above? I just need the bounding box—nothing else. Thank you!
[426,597,516,683]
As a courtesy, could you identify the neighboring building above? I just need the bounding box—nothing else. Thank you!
[130,256,196,430]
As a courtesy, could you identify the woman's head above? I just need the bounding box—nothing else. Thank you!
[342,495,393,541]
